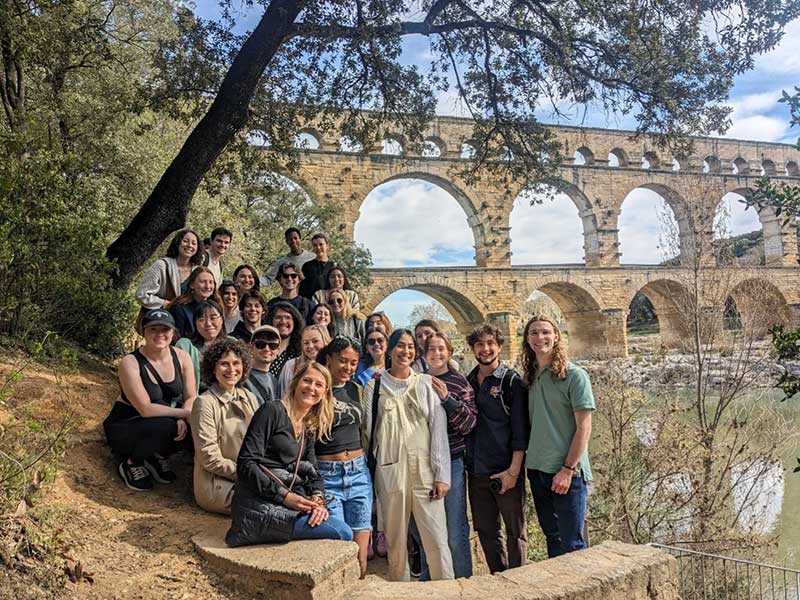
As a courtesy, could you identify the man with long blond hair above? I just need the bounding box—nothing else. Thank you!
[520,315,594,558]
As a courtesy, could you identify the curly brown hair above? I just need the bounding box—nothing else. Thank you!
[200,338,252,386]
[520,314,568,383]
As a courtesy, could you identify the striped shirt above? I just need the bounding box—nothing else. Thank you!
[434,369,478,456]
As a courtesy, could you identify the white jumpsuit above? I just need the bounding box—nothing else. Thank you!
[366,371,454,581]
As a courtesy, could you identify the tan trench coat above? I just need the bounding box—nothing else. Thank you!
[190,384,261,514]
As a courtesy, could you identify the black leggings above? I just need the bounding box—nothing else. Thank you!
[103,416,190,461]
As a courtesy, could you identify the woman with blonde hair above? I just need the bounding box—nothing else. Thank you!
[276,324,331,398]
[226,362,353,546]
[520,315,595,558]
[328,289,365,341]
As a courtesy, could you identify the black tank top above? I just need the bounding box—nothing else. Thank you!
[109,348,184,420]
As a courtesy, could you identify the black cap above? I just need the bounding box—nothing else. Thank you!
[141,309,177,331]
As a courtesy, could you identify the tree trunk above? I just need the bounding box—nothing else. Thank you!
[106,0,304,288]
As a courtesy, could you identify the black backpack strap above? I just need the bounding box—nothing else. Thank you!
[366,375,382,476]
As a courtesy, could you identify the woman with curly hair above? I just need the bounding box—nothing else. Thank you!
[190,339,261,515]
[226,362,353,546]
[520,315,595,559]
[135,228,204,311]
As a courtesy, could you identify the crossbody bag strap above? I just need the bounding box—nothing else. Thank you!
[258,425,306,492]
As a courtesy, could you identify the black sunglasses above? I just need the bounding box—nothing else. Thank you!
[253,339,280,350]
[366,337,386,346]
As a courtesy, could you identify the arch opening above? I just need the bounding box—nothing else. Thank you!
[608,148,629,167]
[354,176,479,267]
[422,137,445,157]
[761,159,777,177]
[573,146,594,166]
[294,131,321,150]
[786,161,799,177]
[381,137,404,155]
[510,181,595,265]
[704,156,721,174]
[526,281,606,357]
[627,280,693,351]
[460,142,476,159]
[339,136,363,153]
[618,185,684,265]
[717,188,790,265]
[732,157,750,176]
[642,151,660,170]
[727,278,790,339]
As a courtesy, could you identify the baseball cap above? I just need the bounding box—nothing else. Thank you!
[251,324,280,342]
[141,309,177,331]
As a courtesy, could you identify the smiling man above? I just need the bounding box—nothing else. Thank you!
[465,323,530,573]
[202,227,232,286]
[261,227,316,286]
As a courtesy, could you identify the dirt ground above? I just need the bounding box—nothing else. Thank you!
[1,352,395,600]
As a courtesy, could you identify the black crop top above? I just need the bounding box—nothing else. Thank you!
[316,381,364,455]
[108,348,183,420]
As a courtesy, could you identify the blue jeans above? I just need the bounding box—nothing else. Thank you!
[291,497,354,541]
[318,454,373,531]
[410,454,473,579]
[527,469,587,558]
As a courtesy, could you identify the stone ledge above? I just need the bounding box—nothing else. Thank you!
[350,541,678,600]
[192,522,360,600]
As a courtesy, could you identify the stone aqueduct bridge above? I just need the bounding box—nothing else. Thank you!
[288,115,800,358]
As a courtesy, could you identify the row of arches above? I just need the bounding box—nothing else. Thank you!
[290,128,800,178]
[354,175,782,268]
[368,276,792,358]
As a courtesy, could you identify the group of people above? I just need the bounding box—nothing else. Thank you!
[104,225,595,581]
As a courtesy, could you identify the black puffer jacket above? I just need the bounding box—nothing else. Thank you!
[225,402,324,547]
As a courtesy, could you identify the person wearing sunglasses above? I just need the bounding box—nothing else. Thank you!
[356,328,388,387]
[328,290,365,343]
[267,262,314,325]
[244,325,282,404]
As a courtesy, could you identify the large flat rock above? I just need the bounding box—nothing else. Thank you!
[192,522,360,600]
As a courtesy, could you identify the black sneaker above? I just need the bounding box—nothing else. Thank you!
[410,549,422,578]
[144,454,176,484]
[118,459,154,492]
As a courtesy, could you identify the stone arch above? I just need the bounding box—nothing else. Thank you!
[422,136,447,157]
[627,278,693,349]
[762,159,777,176]
[357,171,486,266]
[704,155,721,174]
[363,276,487,330]
[727,277,790,338]
[574,146,595,165]
[618,183,693,262]
[608,147,629,167]
[723,187,793,265]
[295,128,322,150]
[530,177,601,265]
[525,277,614,357]
[786,161,799,177]
[381,134,406,155]
[732,157,750,175]
[642,151,660,170]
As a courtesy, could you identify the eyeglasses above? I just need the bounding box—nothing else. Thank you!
[253,339,280,350]
[366,338,385,346]
[282,273,299,280]
[197,314,222,324]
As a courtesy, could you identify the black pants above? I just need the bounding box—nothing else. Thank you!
[467,472,528,573]
[103,416,189,462]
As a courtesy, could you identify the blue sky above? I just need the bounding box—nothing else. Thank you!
[191,2,800,326]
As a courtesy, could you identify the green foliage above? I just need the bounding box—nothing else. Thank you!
[768,324,800,399]
[627,292,657,330]
[0,152,133,356]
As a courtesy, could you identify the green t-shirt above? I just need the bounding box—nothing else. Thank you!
[526,362,595,480]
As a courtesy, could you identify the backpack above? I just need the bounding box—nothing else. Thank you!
[498,367,519,416]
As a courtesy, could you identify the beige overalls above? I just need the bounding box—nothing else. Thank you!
[373,374,454,581]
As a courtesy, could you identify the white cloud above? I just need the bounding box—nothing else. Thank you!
[753,19,800,76]
[618,189,680,264]
[510,191,584,264]
[726,115,788,142]
[713,192,761,239]
[728,90,784,118]
[353,180,474,266]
